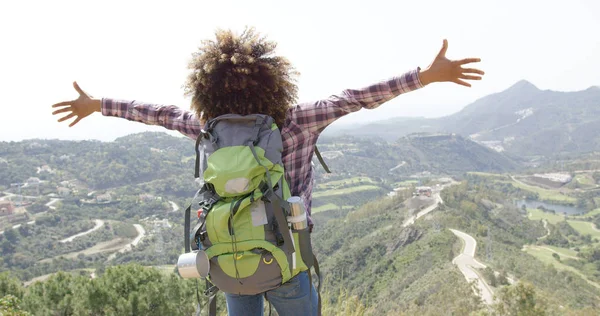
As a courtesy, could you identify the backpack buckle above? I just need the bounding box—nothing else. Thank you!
[198,196,218,216]
[204,285,218,297]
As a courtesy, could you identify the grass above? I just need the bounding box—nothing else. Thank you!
[575,174,595,186]
[524,247,582,273]
[572,208,600,219]
[467,171,507,178]
[151,265,176,276]
[544,245,579,258]
[526,209,600,239]
[567,221,600,240]
[524,246,600,289]
[312,203,354,214]
[527,208,565,225]
[317,177,376,189]
[391,180,419,187]
[509,178,577,203]
[312,185,382,198]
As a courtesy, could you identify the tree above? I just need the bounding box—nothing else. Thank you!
[492,282,548,316]
[497,271,509,286]
[0,273,24,299]
[3,228,18,243]
[1,240,16,255]
[483,267,497,287]
[0,295,31,316]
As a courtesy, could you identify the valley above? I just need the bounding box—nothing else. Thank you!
[2,121,600,314]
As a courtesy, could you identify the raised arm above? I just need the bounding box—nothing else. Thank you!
[288,70,423,134]
[289,39,484,134]
[100,99,201,139]
[51,82,202,139]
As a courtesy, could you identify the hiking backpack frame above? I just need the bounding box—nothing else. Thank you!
[182,114,328,315]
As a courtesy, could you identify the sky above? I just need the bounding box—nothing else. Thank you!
[1,0,599,142]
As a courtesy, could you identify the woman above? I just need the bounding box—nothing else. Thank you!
[52,27,484,316]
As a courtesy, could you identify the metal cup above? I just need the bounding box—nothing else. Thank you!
[177,250,210,279]
[287,196,308,230]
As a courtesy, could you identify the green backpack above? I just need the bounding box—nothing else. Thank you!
[182,114,325,314]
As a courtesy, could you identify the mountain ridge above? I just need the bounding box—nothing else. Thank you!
[323,79,600,157]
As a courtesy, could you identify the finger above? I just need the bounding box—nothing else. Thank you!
[52,107,72,115]
[461,68,485,75]
[52,101,74,108]
[57,113,76,122]
[69,117,83,127]
[437,39,448,58]
[457,58,481,65]
[73,81,87,96]
[453,78,472,87]
[459,75,482,80]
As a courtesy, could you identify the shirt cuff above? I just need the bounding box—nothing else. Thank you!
[415,67,424,88]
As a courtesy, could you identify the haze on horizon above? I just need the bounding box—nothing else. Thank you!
[1,0,599,142]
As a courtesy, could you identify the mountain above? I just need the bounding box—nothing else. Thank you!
[316,133,521,178]
[323,81,600,157]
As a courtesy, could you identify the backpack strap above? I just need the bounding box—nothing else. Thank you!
[308,254,322,316]
[314,146,331,173]
[205,281,219,316]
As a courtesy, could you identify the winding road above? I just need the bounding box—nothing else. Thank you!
[60,219,105,243]
[106,224,146,261]
[402,193,443,227]
[168,201,180,213]
[450,229,495,305]
[395,181,499,305]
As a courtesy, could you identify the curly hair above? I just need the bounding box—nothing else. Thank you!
[183,27,299,129]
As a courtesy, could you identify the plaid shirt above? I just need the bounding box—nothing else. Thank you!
[102,69,423,229]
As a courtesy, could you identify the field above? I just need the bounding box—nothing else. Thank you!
[573,208,600,218]
[524,246,600,289]
[391,180,419,188]
[317,177,376,189]
[467,171,508,179]
[527,208,565,225]
[312,185,382,198]
[543,245,579,259]
[526,209,600,240]
[574,174,596,186]
[468,172,577,203]
[567,221,600,240]
[311,203,354,214]
[510,178,577,203]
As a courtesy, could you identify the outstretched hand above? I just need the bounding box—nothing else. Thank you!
[419,39,484,87]
[52,82,101,127]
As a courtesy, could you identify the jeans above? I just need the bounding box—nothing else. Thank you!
[224,271,318,316]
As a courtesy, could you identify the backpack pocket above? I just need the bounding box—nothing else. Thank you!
[207,247,288,295]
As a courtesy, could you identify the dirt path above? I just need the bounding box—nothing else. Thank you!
[402,193,442,227]
[45,198,62,210]
[106,224,146,261]
[538,220,550,240]
[60,219,105,243]
[0,220,35,235]
[39,238,132,263]
[168,201,180,213]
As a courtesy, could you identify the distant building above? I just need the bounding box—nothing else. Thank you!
[0,201,15,216]
[39,165,53,173]
[139,194,157,202]
[415,186,432,197]
[96,193,112,203]
[26,177,41,185]
[57,187,71,197]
